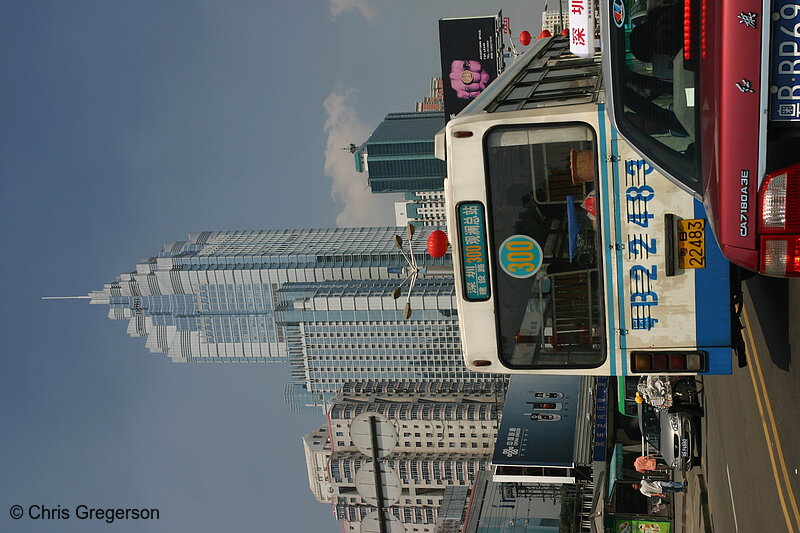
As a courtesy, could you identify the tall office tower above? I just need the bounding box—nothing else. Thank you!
[415,77,444,112]
[394,191,447,227]
[353,111,446,194]
[80,228,495,405]
[277,277,488,401]
[303,381,505,533]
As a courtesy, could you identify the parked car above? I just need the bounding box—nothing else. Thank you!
[637,402,695,471]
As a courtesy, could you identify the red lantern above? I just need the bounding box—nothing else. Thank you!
[561,28,569,36]
[427,230,449,258]
[519,30,532,46]
[537,29,552,39]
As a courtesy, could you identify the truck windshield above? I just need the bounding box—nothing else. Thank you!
[485,124,605,369]
[605,0,701,194]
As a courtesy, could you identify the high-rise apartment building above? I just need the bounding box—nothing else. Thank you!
[303,381,505,532]
[354,111,446,194]
[80,228,495,405]
[394,191,447,227]
[277,276,481,400]
[542,8,568,34]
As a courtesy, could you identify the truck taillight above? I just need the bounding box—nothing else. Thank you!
[683,0,692,60]
[759,164,800,233]
[760,236,800,276]
[758,163,800,276]
[630,351,706,373]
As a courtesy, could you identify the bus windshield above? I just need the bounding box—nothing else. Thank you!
[605,0,701,194]
[484,124,605,369]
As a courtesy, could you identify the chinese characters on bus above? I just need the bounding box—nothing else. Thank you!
[625,160,659,331]
[458,203,490,300]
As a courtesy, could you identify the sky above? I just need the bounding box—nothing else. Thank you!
[0,1,543,532]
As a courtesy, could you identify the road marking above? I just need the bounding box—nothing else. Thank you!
[726,464,739,532]
[742,304,800,532]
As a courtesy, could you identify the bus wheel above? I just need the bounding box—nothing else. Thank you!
[673,378,696,401]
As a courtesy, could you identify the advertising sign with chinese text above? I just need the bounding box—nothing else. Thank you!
[457,202,490,301]
[568,0,595,58]
[593,377,609,460]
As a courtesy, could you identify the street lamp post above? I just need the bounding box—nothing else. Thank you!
[391,223,418,320]
[391,224,453,319]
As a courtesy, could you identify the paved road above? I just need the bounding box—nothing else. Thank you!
[701,277,800,533]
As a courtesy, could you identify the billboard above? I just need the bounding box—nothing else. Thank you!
[492,375,581,468]
[593,376,609,461]
[438,14,503,120]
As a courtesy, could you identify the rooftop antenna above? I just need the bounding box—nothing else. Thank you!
[42,296,91,300]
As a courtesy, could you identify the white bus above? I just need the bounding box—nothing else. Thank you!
[436,35,738,376]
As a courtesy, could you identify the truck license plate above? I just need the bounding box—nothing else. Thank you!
[770,0,800,120]
[678,219,705,269]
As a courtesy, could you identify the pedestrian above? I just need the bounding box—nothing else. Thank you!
[632,479,686,497]
[633,455,660,474]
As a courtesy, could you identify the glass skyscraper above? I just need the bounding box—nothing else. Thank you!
[85,227,495,404]
[355,111,446,194]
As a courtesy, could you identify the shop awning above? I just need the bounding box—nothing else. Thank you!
[608,443,624,496]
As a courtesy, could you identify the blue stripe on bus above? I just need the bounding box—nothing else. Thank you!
[597,105,619,375]
[702,347,734,374]
[608,122,628,374]
[693,199,734,374]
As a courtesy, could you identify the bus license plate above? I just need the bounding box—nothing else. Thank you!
[678,219,705,269]
[770,0,800,121]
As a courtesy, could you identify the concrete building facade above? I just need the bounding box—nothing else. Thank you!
[303,381,506,532]
[394,191,447,228]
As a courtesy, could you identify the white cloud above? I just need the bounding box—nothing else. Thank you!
[323,89,400,227]
[329,0,376,22]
